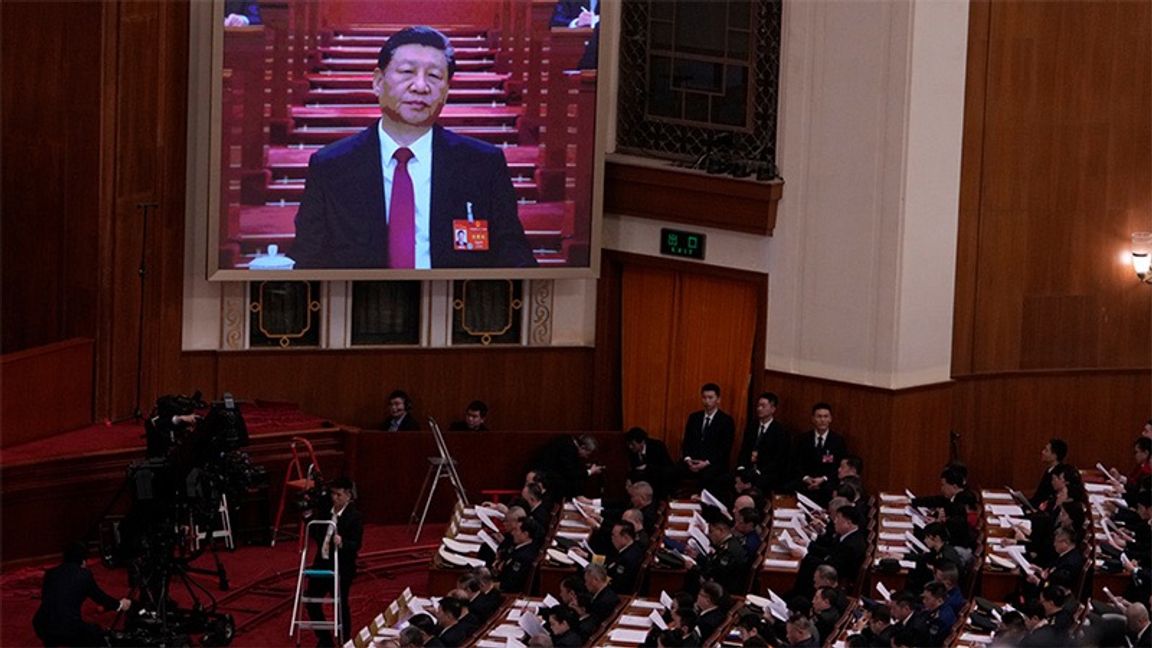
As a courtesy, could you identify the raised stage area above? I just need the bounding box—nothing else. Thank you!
[0,400,347,565]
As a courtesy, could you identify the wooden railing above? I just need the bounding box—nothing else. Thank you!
[0,338,94,448]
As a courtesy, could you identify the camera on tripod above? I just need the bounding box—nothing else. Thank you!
[100,391,265,646]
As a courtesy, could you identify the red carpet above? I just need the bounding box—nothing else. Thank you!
[0,523,445,648]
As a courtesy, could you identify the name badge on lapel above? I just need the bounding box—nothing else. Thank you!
[453,201,489,251]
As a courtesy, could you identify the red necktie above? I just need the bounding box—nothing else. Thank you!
[388,147,415,268]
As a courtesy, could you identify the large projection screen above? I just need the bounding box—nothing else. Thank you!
[197,0,607,280]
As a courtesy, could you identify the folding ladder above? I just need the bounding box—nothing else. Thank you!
[193,493,234,551]
[290,519,341,646]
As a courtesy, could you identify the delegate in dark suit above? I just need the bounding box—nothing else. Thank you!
[606,541,645,594]
[788,429,847,501]
[792,527,867,597]
[33,560,125,647]
[737,418,791,491]
[292,124,536,269]
[532,435,591,499]
[681,409,736,476]
[627,437,673,496]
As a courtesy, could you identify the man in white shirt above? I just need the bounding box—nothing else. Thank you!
[304,477,363,646]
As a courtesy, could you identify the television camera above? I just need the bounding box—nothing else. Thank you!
[101,392,265,646]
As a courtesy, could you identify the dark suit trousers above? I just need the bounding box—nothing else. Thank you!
[306,569,354,646]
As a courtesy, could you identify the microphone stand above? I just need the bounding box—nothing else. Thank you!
[129,202,158,422]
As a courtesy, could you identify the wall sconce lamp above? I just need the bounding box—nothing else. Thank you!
[1133,232,1152,284]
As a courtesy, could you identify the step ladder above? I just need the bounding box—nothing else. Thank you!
[272,436,323,548]
[290,519,342,646]
[193,494,234,551]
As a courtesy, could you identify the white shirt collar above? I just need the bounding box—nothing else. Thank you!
[378,121,433,165]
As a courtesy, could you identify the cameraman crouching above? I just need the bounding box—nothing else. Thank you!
[33,542,131,647]
[305,477,362,647]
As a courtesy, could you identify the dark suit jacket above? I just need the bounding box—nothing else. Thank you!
[855,624,895,648]
[1020,624,1065,648]
[292,124,536,269]
[824,528,867,586]
[1029,463,1068,508]
[497,541,539,593]
[468,589,502,622]
[892,610,933,648]
[386,413,420,431]
[32,562,120,642]
[1044,547,1085,589]
[682,409,736,471]
[737,418,791,490]
[1133,623,1152,648]
[607,541,645,594]
[437,620,473,647]
[550,0,598,27]
[309,504,364,582]
[589,586,621,623]
[532,435,588,499]
[628,438,674,495]
[791,429,847,484]
[696,607,727,643]
[552,629,583,647]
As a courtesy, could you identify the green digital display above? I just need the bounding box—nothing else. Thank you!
[660,228,707,260]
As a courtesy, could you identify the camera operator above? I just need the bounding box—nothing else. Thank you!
[145,394,201,459]
[304,477,363,647]
[33,542,131,647]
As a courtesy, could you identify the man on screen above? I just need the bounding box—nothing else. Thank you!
[291,26,537,269]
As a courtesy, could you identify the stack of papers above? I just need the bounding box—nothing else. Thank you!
[442,537,480,554]
[988,504,1025,516]
[608,628,650,643]
[438,545,485,567]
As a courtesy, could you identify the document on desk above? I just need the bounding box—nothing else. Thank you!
[517,611,545,638]
[443,538,481,554]
[609,628,650,643]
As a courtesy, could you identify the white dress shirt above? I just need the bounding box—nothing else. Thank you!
[378,122,434,268]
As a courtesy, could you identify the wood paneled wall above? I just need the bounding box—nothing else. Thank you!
[953,0,1152,375]
[952,370,1151,491]
[763,371,954,494]
[173,347,596,432]
[1,1,105,353]
[764,369,1150,494]
[946,0,1152,488]
[0,339,94,447]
